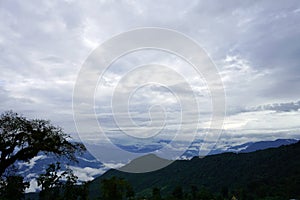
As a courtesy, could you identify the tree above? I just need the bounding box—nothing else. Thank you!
[37,162,89,200]
[76,181,90,200]
[63,168,79,200]
[0,175,29,200]
[152,187,162,200]
[172,186,183,200]
[101,176,134,200]
[125,182,135,200]
[221,186,229,199]
[198,186,214,200]
[37,162,64,200]
[0,111,85,177]
[190,185,198,200]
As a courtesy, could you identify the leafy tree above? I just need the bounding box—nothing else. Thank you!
[0,175,29,200]
[221,186,229,199]
[37,162,64,200]
[190,185,198,200]
[172,186,183,200]
[37,162,88,200]
[125,182,135,200]
[152,187,162,200]
[101,176,134,200]
[76,181,90,200]
[63,168,79,200]
[0,111,85,177]
[197,186,214,200]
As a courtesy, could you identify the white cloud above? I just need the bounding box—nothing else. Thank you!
[0,0,300,163]
[18,155,47,172]
[69,166,106,182]
[26,179,39,193]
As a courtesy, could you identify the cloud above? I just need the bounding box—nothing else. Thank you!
[69,166,106,182]
[18,155,47,171]
[0,0,300,160]
[254,100,300,112]
[26,179,38,193]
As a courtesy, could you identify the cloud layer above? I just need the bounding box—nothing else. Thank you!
[0,0,300,156]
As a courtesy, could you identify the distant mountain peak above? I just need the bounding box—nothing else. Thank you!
[239,138,298,153]
[119,154,172,173]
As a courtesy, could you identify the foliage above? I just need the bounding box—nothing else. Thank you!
[151,187,162,200]
[37,162,63,200]
[0,175,29,200]
[63,168,79,200]
[172,186,183,200]
[100,176,135,200]
[0,111,86,199]
[0,111,85,177]
[37,162,89,200]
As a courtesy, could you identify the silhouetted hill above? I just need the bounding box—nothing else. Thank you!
[21,138,298,193]
[119,153,172,173]
[88,141,300,199]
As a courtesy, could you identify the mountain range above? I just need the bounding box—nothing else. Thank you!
[20,138,298,192]
[87,139,300,199]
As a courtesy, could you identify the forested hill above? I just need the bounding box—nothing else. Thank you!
[89,141,300,199]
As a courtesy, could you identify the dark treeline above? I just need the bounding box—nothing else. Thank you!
[94,175,299,200]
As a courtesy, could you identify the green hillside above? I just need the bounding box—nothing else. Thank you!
[88,141,300,199]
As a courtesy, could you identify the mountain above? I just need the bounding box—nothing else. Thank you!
[87,141,300,199]
[207,138,298,155]
[119,154,172,173]
[21,138,298,192]
[239,138,298,153]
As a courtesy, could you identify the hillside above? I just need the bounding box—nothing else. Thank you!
[88,141,300,199]
[21,138,298,193]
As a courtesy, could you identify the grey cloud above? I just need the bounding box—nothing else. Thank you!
[0,0,299,148]
[228,100,300,115]
[39,56,65,64]
[255,100,300,112]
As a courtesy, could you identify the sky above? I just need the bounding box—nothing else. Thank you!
[1,0,300,162]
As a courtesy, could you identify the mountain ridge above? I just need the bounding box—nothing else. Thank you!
[86,140,300,199]
[22,138,298,193]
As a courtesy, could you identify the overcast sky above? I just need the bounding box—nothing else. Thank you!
[1,0,300,156]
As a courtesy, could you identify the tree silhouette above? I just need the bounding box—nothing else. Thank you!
[63,168,79,200]
[37,162,89,200]
[172,185,183,200]
[101,176,134,200]
[37,162,64,200]
[0,175,29,200]
[0,111,85,177]
[152,187,162,200]
[190,185,198,200]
